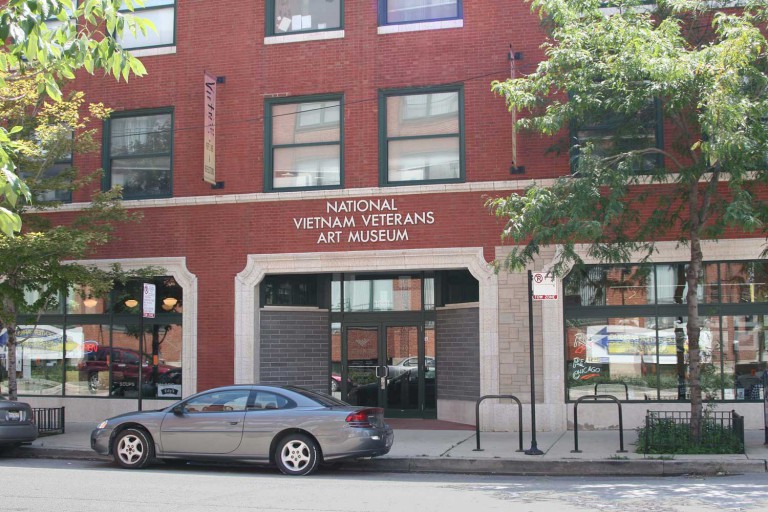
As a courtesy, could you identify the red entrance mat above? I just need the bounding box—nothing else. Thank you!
[385,418,474,430]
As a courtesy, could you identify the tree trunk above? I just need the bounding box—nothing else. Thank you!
[687,187,704,443]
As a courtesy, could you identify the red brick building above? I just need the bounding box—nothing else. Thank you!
[7,0,767,430]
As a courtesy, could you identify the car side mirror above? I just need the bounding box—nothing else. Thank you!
[172,404,186,416]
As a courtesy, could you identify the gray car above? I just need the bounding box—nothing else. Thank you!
[0,395,38,448]
[91,384,393,476]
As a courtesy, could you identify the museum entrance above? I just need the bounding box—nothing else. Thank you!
[337,321,436,418]
[330,272,437,418]
[262,269,481,419]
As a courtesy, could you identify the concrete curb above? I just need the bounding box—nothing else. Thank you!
[342,457,767,476]
[7,447,766,476]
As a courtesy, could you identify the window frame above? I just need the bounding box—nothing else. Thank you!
[379,85,465,187]
[26,129,75,204]
[378,0,463,26]
[563,260,768,403]
[118,0,177,50]
[102,107,174,200]
[570,97,664,174]
[265,0,344,37]
[264,94,344,192]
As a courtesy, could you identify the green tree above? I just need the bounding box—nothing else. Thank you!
[487,0,768,440]
[0,78,158,400]
[0,0,151,237]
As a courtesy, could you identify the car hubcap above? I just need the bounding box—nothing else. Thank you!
[280,440,310,472]
[117,435,144,465]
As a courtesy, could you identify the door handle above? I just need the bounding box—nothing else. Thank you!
[229,421,239,425]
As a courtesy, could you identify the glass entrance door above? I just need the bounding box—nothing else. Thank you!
[342,323,435,418]
[343,326,380,408]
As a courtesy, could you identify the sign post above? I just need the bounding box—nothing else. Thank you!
[137,284,156,411]
[525,271,558,455]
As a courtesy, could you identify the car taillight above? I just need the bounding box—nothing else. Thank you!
[345,408,383,428]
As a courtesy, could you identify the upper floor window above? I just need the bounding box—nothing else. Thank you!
[265,96,342,191]
[572,99,663,173]
[380,86,464,185]
[267,0,342,35]
[23,128,74,204]
[36,152,73,203]
[103,109,173,199]
[380,0,461,25]
[119,0,176,50]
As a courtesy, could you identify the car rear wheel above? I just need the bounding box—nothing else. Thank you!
[275,434,319,476]
[113,428,154,469]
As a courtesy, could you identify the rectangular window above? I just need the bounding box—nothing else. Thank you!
[720,261,768,303]
[24,129,74,204]
[572,99,662,173]
[36,158,73,203]
[380,87,463,185]
[119,0,176,50]
[104,110,173,199]
[265,96,342,191]
[267,0,342,35]
[566,316,661,401]
[380,0,461,25]
[564,260,768,403]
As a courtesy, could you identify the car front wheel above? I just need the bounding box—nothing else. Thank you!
[113,428,154,469]
[275,434,319,476]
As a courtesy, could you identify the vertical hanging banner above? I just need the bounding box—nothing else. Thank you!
[203,71,217,185]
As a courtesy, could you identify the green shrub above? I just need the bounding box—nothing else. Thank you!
[636,416,744,454]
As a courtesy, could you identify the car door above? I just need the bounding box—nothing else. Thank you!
[160,388,250,455]
[236,390,299,459]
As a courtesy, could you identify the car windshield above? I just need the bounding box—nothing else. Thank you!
[285,386,349,407]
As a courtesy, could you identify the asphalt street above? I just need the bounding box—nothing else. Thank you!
[1,457,768,512]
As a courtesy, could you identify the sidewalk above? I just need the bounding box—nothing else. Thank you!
[8,422,768,476]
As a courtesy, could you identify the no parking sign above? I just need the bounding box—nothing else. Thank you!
[531,272,557,300]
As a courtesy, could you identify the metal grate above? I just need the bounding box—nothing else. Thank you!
[642,410,744,454]
[32,407,65,436]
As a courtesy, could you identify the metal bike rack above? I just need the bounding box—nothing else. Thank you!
[594,382,629,401]
[571,395,627,453]
[474,394,524,452]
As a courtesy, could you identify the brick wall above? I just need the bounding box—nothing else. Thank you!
[436,306,480,401]
[43,1,764,395]
[259,309,329,394]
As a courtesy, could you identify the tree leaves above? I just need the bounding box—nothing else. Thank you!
[491,0,768,275]
[0,0,150,237]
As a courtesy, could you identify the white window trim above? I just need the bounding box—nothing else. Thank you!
[72,257,198,397]
[378,19,462,35]
[264,30,345,45]
[130,46,177,58]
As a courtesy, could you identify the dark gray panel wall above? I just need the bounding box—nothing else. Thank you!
[259,309,329,394]
[436,307,480,401]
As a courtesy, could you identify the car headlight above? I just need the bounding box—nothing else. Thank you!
[96,420,109,430]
